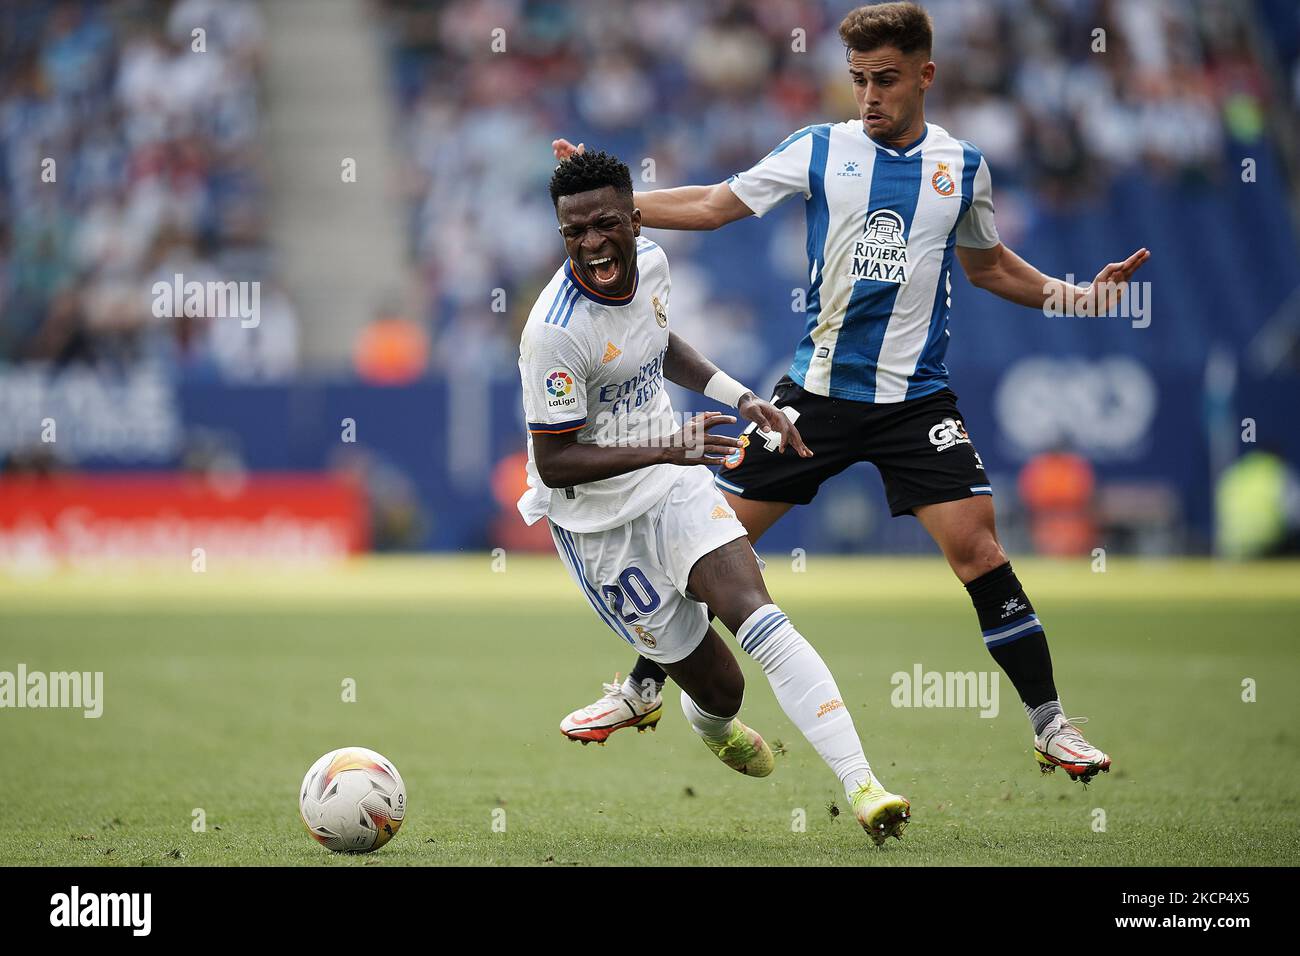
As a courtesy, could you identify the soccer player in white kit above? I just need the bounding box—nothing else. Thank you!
[518,149,911,844]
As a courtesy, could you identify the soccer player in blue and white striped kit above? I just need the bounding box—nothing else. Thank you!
[555,1,1149,783]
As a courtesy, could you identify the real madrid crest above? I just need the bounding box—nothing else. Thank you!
[652,295,667,328]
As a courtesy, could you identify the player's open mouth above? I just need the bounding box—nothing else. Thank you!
[866,112,886,124]
[586,255,621,287]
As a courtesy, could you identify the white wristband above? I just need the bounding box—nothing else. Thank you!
[703,371,752,408]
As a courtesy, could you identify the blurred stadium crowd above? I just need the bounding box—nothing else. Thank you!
[1,0,1298,557]
[0,0,296,379]
[4,0,1297,381]
[381,0,1300,376]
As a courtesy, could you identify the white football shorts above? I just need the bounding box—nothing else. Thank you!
[547,465,749,663]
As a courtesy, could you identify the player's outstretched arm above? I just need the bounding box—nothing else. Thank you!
[531,413,743,489]
[957,243,1151,315]
[664,332,811,457]
[633,183,754,231]
[552,138,753,230]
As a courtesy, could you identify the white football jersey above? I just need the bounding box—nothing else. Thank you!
[518,237,687,533]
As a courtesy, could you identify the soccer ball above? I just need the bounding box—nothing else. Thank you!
[299,747,406,853]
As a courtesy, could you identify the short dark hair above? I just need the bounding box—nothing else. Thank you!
[839,2,933,58]
[549,149,633,207]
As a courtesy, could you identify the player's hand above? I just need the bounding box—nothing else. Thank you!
[738,394,813,458]
[668,411,742,466]
[552,138,586,162]
[1077,247,1150,316]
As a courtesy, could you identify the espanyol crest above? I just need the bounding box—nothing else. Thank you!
[932,162,956,196]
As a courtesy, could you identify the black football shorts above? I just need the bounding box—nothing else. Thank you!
[714,377,991,517]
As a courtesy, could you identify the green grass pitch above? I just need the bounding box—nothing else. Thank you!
[1,556,1297,866]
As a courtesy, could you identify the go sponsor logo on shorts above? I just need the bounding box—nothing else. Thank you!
[928,416,970,452]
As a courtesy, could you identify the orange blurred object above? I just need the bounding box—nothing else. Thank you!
[490,450,553,552]
[1017,451,1096,556]
[354,318,430,385]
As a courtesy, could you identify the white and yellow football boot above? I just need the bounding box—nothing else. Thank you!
[560,676,663,745]
[702,718,774,777]
[850,774,911,846]
[1034,715,1112,782]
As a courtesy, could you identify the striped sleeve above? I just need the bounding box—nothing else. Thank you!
[520,317,589,435]
[727,126,816,217]
[955,151,1000,249]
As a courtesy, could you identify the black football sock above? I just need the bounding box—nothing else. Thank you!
[628,655,667,698]
[965,562,1062,734]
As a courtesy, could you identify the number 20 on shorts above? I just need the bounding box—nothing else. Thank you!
[601,566,661,623]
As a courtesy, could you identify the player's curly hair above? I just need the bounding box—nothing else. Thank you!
[549,149,633,207]
[839,2,933,58]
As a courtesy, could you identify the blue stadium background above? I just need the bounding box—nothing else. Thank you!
[1,0,1298,556]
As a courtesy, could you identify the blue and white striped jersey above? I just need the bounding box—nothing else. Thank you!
[728,121,999,404]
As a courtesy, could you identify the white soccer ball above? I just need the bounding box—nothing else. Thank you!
[299,747,407,853]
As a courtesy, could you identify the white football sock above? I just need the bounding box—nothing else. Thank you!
[737,604,874,798]
[679,691,735,744]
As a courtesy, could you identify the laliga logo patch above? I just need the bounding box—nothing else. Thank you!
[932,162,956,196]
[545,370,573,397]
[544,367,578,410]
[724,433,749,469]
[848,209,909,285]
